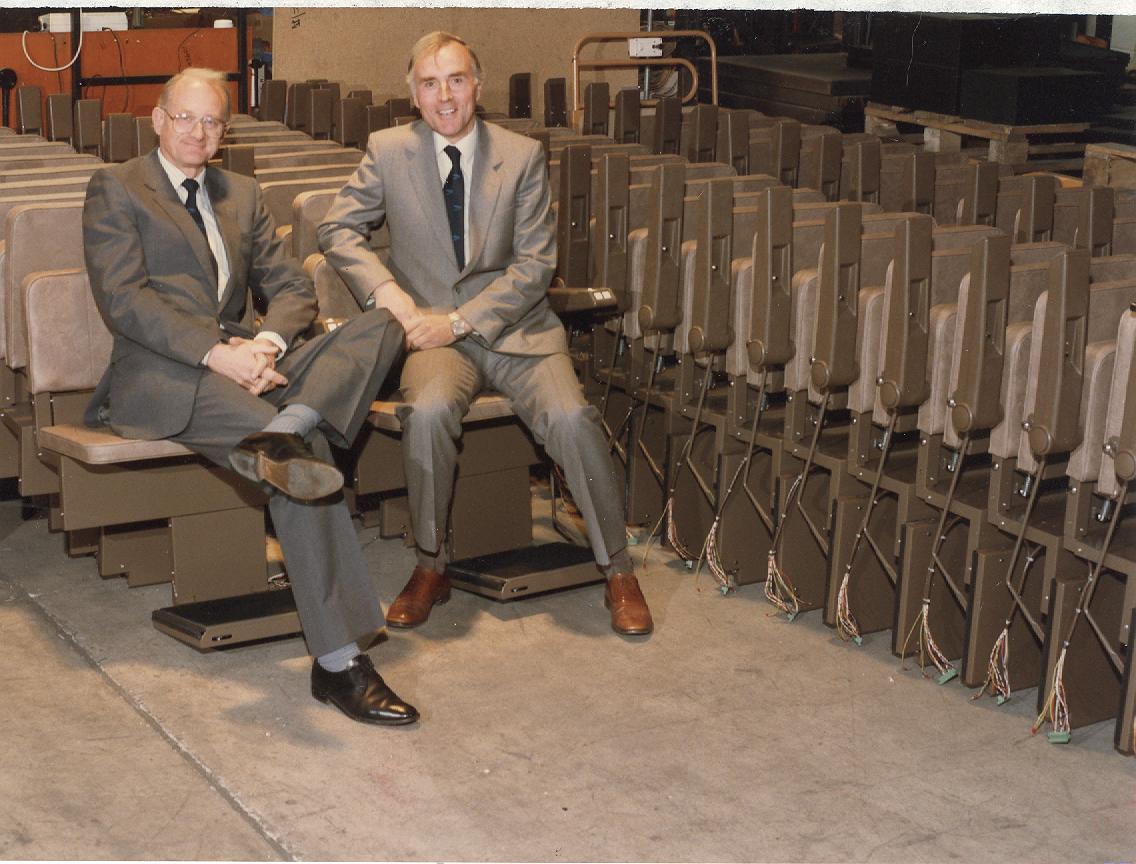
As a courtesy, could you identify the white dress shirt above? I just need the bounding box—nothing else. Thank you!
[157,151,287,360]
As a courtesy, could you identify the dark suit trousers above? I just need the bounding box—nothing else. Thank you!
[171,309,402,657]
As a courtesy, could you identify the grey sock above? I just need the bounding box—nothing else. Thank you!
[263,404,321,438]
[605,548,634,578]
[316,643,360,673]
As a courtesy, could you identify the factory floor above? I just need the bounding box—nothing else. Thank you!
[1,477,1132,863]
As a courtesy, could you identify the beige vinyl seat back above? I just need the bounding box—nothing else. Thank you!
[23,268,110,401]
[255,148,363,170]
[0,153,99,171]
[258,177,354,236]
[0,162,101,184]
[303,253,365,320]
[0,140,75,159]
[4,202,86,373]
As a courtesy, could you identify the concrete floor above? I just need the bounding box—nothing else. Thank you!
[1,478,1133,863]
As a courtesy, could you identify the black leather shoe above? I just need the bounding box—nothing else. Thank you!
[229,431,343,501]
[311,655,419,726]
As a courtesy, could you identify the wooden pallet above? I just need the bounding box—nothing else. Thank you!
[864,102,1089,172]
[1083,142,1136,189]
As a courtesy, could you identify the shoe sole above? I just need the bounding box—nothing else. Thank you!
[230,449,343,501]
[311,689,419,725]
[386,589,451,628]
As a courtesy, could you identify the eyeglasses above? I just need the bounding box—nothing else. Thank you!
[158,107,229,138]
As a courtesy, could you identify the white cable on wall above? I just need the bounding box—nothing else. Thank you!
[22,12,85,73]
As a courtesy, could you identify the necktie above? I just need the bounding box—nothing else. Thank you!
[181,177,219,289]
[442,145,465,271]
[181,177,209,238]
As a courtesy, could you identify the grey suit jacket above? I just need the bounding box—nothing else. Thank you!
[318,119,566,356]
[83,150,316,439]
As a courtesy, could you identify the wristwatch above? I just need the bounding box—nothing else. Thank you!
[448,311,468,340]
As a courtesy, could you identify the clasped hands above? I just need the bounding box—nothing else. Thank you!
[374,280,461,351]
[207,336,287,395]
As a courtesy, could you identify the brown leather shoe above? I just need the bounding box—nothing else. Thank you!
[386,566,451,628]
[604,572,653,635]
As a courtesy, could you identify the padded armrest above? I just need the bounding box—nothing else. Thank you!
[1099,309,1136,497]
[621,228,649,340]
[914,304,958,435]
[38,423,194,464]
[847,285,884,416]
[726,258,752,378]
[1066,341,1116,483]
[672,240,698,355]
[370,392,515,433]
[989,321,1034,460]
[784,268,818,394]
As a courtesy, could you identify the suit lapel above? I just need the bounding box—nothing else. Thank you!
[466,120,503,275]
[407,124,457,260]
[205,169,241,311]
[141,152,218,296]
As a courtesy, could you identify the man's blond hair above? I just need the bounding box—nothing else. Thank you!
[159,68,231,120]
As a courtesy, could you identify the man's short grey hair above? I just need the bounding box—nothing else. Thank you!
[405,31,483,91]
[159,68,231,120]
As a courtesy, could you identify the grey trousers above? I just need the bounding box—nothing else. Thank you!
[169,309,403,657]
[397,340,626,569]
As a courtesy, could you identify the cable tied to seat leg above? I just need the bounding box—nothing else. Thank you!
[901,599,957,683]
[1033,646,1071,743]
[835,566,862,644]
[974,624,1011,704]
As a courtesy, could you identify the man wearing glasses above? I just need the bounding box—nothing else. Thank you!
[82,68,419,727]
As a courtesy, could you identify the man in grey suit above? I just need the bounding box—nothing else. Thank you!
[83,68,418,725]
[319,32,652,635]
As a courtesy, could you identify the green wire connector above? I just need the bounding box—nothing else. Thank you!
[937,668,959,685]
[852,635,863,646]
[786,611,797,622]
[1047,731,1071,744]
[995,694,1009,705]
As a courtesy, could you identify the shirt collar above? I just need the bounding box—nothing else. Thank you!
[156,148,207,194]
[432,123,478,165]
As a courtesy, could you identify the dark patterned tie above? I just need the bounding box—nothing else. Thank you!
[181,178,209,238]
[442,145,465,271]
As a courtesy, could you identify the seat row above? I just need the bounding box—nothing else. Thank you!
[543,112,1136,756]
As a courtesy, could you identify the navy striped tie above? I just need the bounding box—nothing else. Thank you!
[442,145,465,271]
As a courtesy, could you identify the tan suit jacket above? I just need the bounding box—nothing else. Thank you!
[318,119,565,356]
